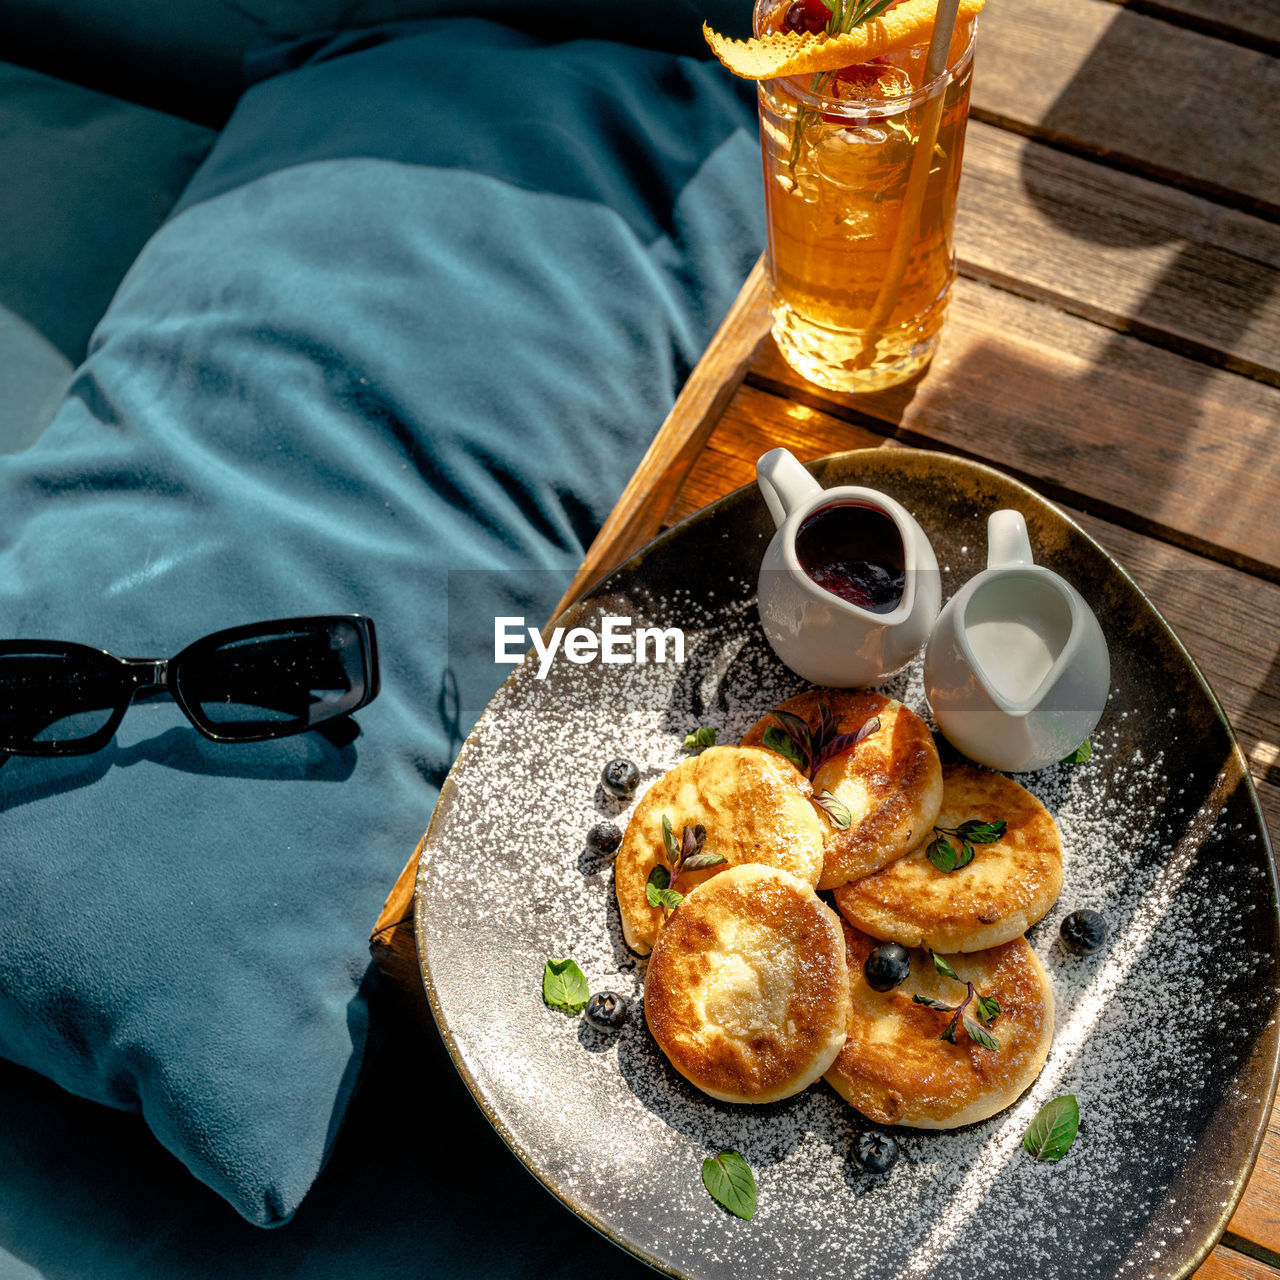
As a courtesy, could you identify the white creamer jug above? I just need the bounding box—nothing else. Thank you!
[756,448,941,687]
[924,509,1110,771]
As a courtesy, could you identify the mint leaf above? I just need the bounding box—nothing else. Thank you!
[1024,1095,1080,1162]
[701,1149,756,1220]
[681,823,706,861]
[814,789,853,830]
[646,865,684,910]
[930,817,1004,871]
[682,851,727,872]
[683,726,717,750]
[661,814,680,867]
[927,835,958,873]
[769,710,812,749]
[962,1014,999,1050]
[853,713,881,745]
[956,820,1006,844]
[975,994,1001,1024]
[542,958,590,1014]
[812,710,880,772]
[912,994,955,1012]
[931,951,961,983]
[763,725,804,771]
[1061,739,1093,764]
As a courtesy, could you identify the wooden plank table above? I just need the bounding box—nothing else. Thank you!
[372,0,1280,1273]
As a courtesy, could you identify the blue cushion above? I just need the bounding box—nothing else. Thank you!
[0,18,762,1226]
[0,62,215,450]
[1,0,753,127]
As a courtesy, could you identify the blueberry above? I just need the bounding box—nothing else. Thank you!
[864,942,910,992]
[587,822,623,856]
[854,1130,899,1175]
[1060,909,1107,955]
[584,991,628,1031]
[601,758,639,800]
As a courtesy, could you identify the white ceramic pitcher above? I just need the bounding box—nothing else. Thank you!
[924,509,1110,771]
[756,448,941,686]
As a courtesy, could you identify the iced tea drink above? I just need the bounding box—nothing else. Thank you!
[755,0,975,391]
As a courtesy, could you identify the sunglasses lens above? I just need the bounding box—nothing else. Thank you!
[175,619,373,740]
[0,649,127,753]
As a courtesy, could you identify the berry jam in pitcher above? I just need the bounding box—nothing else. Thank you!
[794,502,906,613]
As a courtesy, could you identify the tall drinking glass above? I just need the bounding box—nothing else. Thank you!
[755,2,976,392]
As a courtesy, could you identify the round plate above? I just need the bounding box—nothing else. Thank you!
[415,449,1279,1280]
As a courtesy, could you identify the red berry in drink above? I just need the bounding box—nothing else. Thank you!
[783,0,832,34]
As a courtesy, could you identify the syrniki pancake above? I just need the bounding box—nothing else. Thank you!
[614,745,826,955]
[826,923,1054,1128]
[742,690,943,889]
[645,864,850,1104]
[834,764,1064,953]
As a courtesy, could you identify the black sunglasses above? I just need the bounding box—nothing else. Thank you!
[0,615,379,758]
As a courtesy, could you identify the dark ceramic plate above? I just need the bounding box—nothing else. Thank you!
[415,450,1279,1280]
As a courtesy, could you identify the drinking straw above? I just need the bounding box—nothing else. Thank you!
[853,0,962,370]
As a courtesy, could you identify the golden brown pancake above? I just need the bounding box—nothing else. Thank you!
[615,745,826,955]
[833,764,1064,953]
[742,690,943,889]
[645,865,850,1104]
[825,922,1054,1128]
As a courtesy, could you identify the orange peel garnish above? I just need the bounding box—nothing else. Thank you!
[703,0,984,79]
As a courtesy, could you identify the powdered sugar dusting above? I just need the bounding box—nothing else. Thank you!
[418,578,1278,1280]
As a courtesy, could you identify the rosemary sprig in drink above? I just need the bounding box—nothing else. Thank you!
[787,0,903,170]
[832,0,901,31]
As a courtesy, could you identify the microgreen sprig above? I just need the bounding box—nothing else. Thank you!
[926,818,1006,873]
[763,704,880,781]
[646,814,726,916]
[764,705,878,830]
[912,951,1001,1049]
